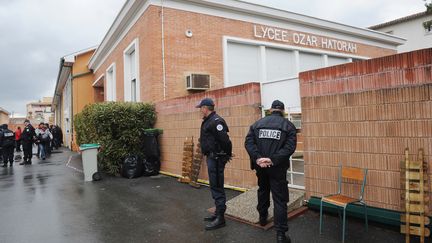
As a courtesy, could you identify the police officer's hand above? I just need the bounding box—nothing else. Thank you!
[257,158,273,168]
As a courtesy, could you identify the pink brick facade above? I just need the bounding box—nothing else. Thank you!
[155,83,262,188]
[93,5,397,105]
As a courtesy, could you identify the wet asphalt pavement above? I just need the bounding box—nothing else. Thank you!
[0,148,407,243]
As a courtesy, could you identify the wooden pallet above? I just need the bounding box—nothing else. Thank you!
[400,148,430,243]
[178,137,194,184]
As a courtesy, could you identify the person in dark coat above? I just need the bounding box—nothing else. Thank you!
[0,124,15,167]
[51,125,63,149]
[20,119,36,165]
[245,100,297,243]
[197,98,232,231]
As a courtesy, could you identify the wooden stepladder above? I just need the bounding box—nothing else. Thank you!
[178,137,194,183]
[400,148,430,243]
[189,142,204,188]
[178,137,204,188]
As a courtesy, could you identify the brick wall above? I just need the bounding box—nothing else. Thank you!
[7,124,25,132]
[300,48,432,212]
[155,83,262,188]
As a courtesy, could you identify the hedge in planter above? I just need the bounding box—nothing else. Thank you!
[74,102,156,175]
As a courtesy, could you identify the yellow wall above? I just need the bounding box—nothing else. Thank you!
[71,50,96,151]
[72,50,96,116]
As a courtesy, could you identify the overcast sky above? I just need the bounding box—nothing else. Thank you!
[0,0,427,117]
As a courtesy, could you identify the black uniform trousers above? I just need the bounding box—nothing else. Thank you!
[16,140,21,152]
[207,156,227,216]
[256,164,289,233]
[22,141,33,162]
[2,146,14,165]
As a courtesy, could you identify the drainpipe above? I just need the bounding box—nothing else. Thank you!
[53,58,65,115]
[70,73,74,149]
[161,0,167,100]
[259,46,266,118]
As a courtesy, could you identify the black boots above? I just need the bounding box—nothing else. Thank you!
[2,164,7,167]
[19,160,31,165]
[205,215,225,230]
[259,213,268,226]
[277,232,291,243]
[204,214,217,222]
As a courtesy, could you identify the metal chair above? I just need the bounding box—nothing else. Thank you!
[319,165,368,243]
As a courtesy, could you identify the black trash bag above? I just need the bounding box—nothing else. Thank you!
[142,129,161,176]
[142,158,160,176]
[121,155,143,179]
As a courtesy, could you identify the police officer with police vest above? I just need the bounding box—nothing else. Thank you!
[0,124,3,164]
[0,124,16,167]
[20,119,36,165]
[245,100,297,243]
[197,98,232,231]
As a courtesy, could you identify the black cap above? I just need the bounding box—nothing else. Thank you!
[24,119,30,123]
[271,100,285,110]
[196,98,215,108]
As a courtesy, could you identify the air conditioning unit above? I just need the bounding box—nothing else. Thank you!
[186,74,210,90]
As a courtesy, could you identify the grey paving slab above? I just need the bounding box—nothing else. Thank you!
[225,187,305,224]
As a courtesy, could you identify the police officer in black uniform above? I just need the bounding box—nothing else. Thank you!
[20,119,36,165]
[197,98,232,230]
[0,124,16,167]
[245,100,297,243]
[0,124,3,164]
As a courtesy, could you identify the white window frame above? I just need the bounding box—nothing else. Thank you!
[222,36,369,190]
[123,38,140,102]
[223,36,369,88]
[106,63,116,101]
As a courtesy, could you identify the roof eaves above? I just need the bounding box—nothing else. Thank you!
[369,11,430,30]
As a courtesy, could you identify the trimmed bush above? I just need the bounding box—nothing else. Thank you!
[74,102,156,175]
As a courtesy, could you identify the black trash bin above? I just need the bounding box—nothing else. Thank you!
[142,129,162,176]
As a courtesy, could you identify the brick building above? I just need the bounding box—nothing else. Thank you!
[26,97,54,125]
[0,107,10,125]
[88,0,405,189]
[8,117,26,132]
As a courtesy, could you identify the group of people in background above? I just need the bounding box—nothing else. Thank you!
[0,119,63,166]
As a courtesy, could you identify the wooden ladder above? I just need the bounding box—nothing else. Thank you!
[189,142,203,188]
[400,148,430,243]
[178,137,194,183]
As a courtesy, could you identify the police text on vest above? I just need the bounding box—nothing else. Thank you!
[259,129,281,140]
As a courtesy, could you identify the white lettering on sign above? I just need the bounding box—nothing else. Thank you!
[253,25,358,54]
[259,129,281,140]
[321,37,357,53]
[254,25,289,43]
[293,33,318,47]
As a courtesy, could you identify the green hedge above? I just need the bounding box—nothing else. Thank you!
[74,102,156,175]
